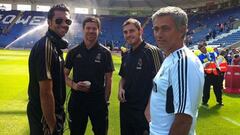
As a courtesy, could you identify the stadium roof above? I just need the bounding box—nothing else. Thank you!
[0,0,233,10]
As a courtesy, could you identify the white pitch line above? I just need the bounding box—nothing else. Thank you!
[222,116,240,126]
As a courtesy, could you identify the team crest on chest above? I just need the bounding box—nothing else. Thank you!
[136,58,142,69]
[76,53,82,58]
[95,53,101,63]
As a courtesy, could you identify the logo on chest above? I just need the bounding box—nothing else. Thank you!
[95,53,101,63]
[76,53,82,59]
[136,58,143,70]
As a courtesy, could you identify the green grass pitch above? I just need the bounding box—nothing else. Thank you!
[0,49,240,135]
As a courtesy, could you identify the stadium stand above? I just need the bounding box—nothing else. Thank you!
[188,6,240,45]
[209,28,240,46]
[0,6,240,49]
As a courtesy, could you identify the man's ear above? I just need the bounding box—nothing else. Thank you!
[180,26,187,39]
[140,27,144,35]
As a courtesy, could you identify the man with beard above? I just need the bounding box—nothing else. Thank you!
[118,18,164,135]
[64,16,114,135]
[27,4,71,135]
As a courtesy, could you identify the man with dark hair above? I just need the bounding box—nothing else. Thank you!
[82,16,101,29]
[27,3,71,135]
[64,16,114,135]
[198,43,223,107]
[118,18,164,135]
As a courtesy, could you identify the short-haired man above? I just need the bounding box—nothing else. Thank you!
[64,16,114,135]
[27,4,71,135]
[149,7,204,135]
[118,18,164,135]
[198,43,223,107]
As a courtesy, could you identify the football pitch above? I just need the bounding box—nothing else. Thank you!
[0,49,240,135]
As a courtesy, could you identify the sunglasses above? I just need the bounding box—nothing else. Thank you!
[55,18,72,25]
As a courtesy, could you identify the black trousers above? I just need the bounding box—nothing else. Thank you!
[68,93,108,135]
[27,102,65,135]
[202,73,222,104]
[120,103,149,135]
[218,72,225,91]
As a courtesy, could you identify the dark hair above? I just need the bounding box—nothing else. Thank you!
[234,54,239,58]
[220,50,227,56]
[198,42,207,49]
[48,4,70,20]
[122,18,141,30]
[82,16,101,29]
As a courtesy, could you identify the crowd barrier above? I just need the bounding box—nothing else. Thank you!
[224,65,240,94]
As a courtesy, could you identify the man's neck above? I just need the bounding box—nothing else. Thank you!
[48,29,62,39]
[84,40,97,49]
[164,43,183,56]
[132,40,143,51]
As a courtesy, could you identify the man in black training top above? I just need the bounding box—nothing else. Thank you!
[118,18,164,135]
[64,16,114,135]
[27,4,72,135]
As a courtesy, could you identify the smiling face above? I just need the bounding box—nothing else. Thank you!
[83,22,100,44]
[123,23,143,48]
[153,15,185,54]
[48,10,71,37]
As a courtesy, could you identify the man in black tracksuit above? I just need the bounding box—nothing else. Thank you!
[118,18,164,135]
[64,16,114,135]
[27,4,72,135]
